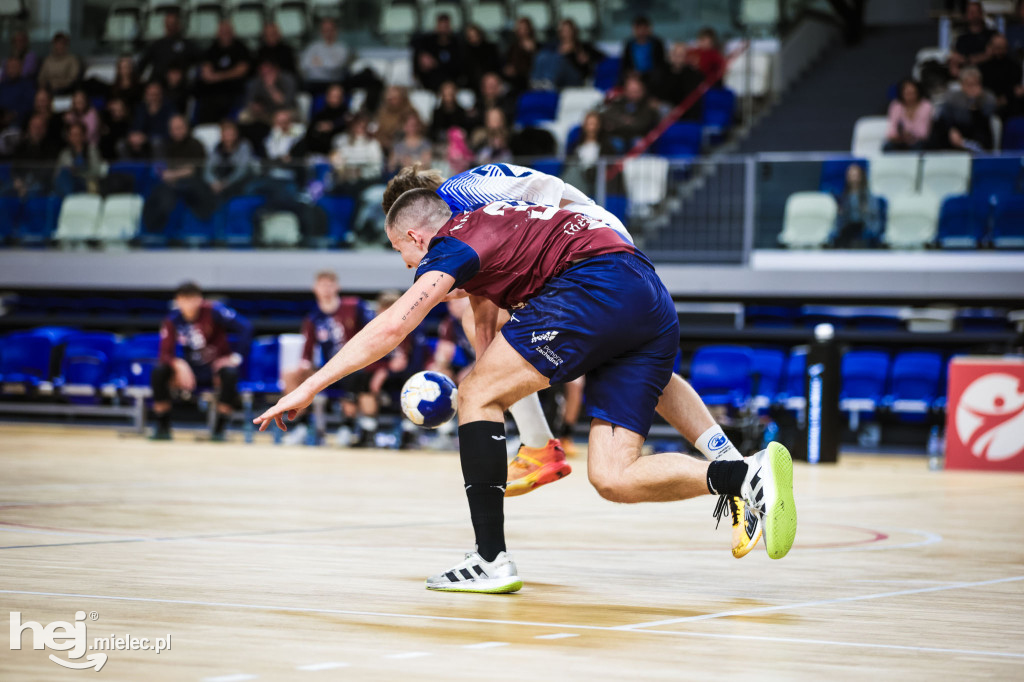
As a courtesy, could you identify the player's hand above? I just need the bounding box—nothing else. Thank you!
[173,358,196,392]
[253,385,316,432]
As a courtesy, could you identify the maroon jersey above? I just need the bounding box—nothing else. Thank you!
[159,301,252,367]
[300,296,370,365]
[414,200,637,309]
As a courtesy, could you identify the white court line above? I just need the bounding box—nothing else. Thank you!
[463,642,509,649]
[2,587,1022,661]
[616,574,1024,630]
[296,662,349,671]
[386,652,431,660]
[202,675,258,682]
[534,633,579,640]
[849,580,957,585]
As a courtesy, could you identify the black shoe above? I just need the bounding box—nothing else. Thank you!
[150,428,172,441]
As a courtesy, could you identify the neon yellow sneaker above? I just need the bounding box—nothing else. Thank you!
[742,442,797,560]
[505,438,571,497]
[426,551,523,593]
[715,495,763,558]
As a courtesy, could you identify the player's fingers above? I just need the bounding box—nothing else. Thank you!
[257,418,269,432]
[274,414,287,431]
[286,409,298,421]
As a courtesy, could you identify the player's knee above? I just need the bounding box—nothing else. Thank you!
[588,468,637,504]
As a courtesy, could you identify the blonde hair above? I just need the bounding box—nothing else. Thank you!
[382,163,445,214]
[376,290,402,312]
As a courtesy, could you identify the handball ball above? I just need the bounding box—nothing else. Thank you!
[400,371,458,428]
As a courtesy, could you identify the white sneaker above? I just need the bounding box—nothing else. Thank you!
[335,425,354,447]
[741,441,797,560]
[281,423,308,446]
[426,550,523,593]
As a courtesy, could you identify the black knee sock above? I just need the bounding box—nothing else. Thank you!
[458,420,508,562]
[707,459,748,496]
[156,411,171,432]
[213,413,228,435]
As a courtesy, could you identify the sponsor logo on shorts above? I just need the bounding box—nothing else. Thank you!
[536,345,563,367]
[531,330,559,344]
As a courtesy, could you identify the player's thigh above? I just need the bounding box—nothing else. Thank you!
[459,333,550,413]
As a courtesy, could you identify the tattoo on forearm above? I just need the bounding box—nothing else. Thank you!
[402,274,445,321]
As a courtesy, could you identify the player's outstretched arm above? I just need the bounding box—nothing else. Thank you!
[253,271,455,432]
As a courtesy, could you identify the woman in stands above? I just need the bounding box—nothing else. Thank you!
[565,111,616,195]
[883,79,932,151]
[63,88,100,146]
[109,55,141,113]
[503,17,538,94]
[388,113,432,174]
[830,164,883,249]
[54,122,102,196]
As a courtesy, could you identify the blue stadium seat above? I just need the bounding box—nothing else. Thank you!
[849,307,904,330]
[223,195,266,246]
[515,90,560,127]
[882,351,943,419]
[178,206,223,246]
[800,305,849,329]
[779,348,808,410]
[604,194,628,223]
[702,87,736,132]
[750,348,786,410]
[531,158,564,178]
[1002,116,1024,151]
[16,195,60,245]
[240,336,281,394]
[819,158,868,197]
[992,195,1024,248]
[0,331,56,391]
[688,345,754,408]
[839,350,890,419]
[316,195,357,247]
[55,331,119,400]
[652,122,702,158]
[110,332,162,392]
[0,196,19,242]
[956,308,1009,331]
[593,57,621,91]
[745,305,797,328]
[970,157,1021,199]
[936,194,990,248]
[107,162,156,197]
[139,201,184,247]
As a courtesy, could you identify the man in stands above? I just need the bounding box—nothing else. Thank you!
[152,282,252,441]
[930,66,996,151]
[301,18,349,97]
[412,13,462,92]
[256,23,297,76]
[137,9,200,84]
[9,114,59,197]
[652,43,705,121]
[977,34,1024,117]
[36,32,81,95]
[951,1,997,73]
[620,16,666,88]
[280,271,373,446]
[141,114,213,235]
[240,60,298,131]
[195,20,252,124]
[603,72,661,147]
[131,81,175,155]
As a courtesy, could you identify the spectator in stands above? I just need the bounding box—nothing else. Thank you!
[27,89,63,147]
[389,113,432,173]
[977,34,1024,117]
[0,56,36,130]
[429,80,471,143]
[137,9,200,84]
[204,119,254,203]
[63,88,100,146]
[109,55,141,113]
[279,271,372,446]
[537,19,603,89]
[461,24,500,94]
[331,113,384,184]
[99,97,132,160]
[621,15,666,87]
[239,60,298,130]
[301,18,349,96]
[413,13,462,92]
[163,64,190,115]
[883,79,933,151]
[3,30,38,81]
[264,108,303,163]
[374,85,415,153]
[446,126,474,174]
[151,281,252,441]
[830,164,882,249]
[254,109,322,242]
[131,81,175,154]
[691,26,726,84]
[504,17,538,94]
[302,83,349,157]
[195,20,252,124]
[54,122,102,195]
[930,66,996,151]
[9,114,59,197]
[651,42,705,121]
[950,1,997,73]
[256,23,297,76]
[37,32,81,95]
[472,107,512,165]
[141,114,213,233]
[565,111,616,195]
[470,72,516,129]
[1008,0,1024,59]
[602,72,661,146]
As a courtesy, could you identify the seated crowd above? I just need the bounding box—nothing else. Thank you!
[0,12,728,245]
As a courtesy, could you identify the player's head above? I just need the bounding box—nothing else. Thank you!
[385,188,452,269]
[174,281,204,320]
[313,270,339,307]
[381,163,445,214]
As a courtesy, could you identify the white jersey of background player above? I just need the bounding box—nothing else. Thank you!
[437,163,634,244]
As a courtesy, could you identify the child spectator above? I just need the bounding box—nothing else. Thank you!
[830,164,882,249]
[151,282,252,441]
[883,79,933,151]
[472,107,512,165]
[37,32,81,95]
[99,97,132,160]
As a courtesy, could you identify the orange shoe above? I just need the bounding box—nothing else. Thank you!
[505,438,572,497]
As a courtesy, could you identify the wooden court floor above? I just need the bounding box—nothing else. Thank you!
[0,424,1022,681]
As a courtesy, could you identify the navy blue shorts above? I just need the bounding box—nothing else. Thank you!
[501,252,679,438]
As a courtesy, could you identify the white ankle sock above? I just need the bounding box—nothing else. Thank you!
[695,425,741,461]
[508,393,554,448]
